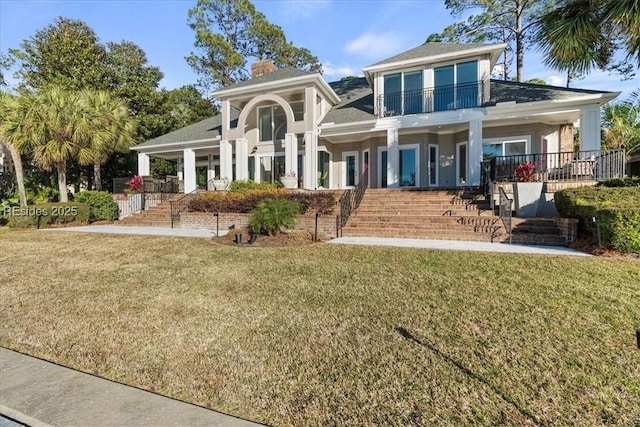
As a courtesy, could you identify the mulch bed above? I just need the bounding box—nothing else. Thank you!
[210,229,326,247]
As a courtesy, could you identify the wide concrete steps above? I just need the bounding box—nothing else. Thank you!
[341,188,569,245]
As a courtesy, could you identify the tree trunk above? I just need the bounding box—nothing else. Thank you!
[93,161,102,191]
[57,160,68,202]
[515,0,524,82]
[2,142,27,207]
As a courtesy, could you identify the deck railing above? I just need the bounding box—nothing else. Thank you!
[377,81,485,118]
[485,148,626,183]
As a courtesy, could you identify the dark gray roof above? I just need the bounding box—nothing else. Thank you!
[135,78,615,148]
[134,111,239,149]
[220,68,314,91]
[369,42,496,67]
[322,77,375,124]
[488,79,613,104]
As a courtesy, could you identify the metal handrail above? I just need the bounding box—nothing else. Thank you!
[486,148,626,183]
[169,177,220,228]
[498,187,512,245]
[377,80,485,117]
[336,174,369,237]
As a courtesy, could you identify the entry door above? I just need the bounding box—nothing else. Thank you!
[342,151,359,187]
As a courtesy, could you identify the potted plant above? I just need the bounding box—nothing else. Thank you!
[279,171,298,189]
[211,176,229,191]
[512,161,543,217]
[125,175,144,214]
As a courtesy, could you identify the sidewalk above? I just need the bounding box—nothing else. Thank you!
[0,348,263,427]
[40,225,590,256]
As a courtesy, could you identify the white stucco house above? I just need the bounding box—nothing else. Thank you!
[132,42,619,193]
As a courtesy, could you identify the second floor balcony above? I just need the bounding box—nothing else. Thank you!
[377,80,485,118]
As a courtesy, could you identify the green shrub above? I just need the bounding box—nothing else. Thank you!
[73,191,118,222]
[596,176,640,187]
[555,187,640,252]
[6,203,90,228]
[249,198,299,235]
[189,190,335,215]
[228,180,279,194]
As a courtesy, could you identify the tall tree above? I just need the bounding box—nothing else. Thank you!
[186,0,322,91]
[3,88,95,202]
[537,0,640,78]
[78,90,137,190]
[0,93,27,206]
[9,17,109,91]
[428,0,553,82]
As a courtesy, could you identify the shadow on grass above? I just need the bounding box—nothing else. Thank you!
[395,326,543,426]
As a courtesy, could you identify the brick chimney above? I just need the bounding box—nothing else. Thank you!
[251,60,277,78]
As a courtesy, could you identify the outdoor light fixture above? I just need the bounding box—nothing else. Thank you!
[250,145,257,154]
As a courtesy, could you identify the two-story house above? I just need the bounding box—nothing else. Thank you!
[133,42,619,193]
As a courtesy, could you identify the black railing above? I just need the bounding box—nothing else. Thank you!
[486,149,626,183]
[498,187,512,245]
[377,81,484,117]
[336,174,368,237]
[169,177,218,228]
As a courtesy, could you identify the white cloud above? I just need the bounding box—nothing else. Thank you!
[322,62,359,79]
[274,0,331,22]
[344,31,405,60]
[546,75,565,87]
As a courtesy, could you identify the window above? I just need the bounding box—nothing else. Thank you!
[258,104,292,142]
[434,60,478,111]
[383,70,423,115]
[483,139,527,160]
[291,101,304,121]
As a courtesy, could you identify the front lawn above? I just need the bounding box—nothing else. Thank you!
[0,230,638,426]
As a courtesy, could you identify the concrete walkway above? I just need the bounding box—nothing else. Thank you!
[0,348,263,427]
[41,225,590,256]
[42,224,227,238]
[328,236,591,256]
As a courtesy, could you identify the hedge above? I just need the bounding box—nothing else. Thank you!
[189,190,336,215]
[555,187,640,253]
[73,191,118,222]
[5,203,90,228]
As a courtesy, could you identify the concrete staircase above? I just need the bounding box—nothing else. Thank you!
[117,193,196,228]
[341,188,568,245]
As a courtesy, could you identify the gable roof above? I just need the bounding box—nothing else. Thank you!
[134,110,239,150]
[369,42,494,67]
[322,77,375,124]
[218,68,314,92]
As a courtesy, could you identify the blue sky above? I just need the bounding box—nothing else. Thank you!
[1,0,638,100]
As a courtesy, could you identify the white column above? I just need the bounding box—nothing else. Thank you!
[386,127,399,188]
[284,133,297,179]
[468,119,483,186]
[235,138,248,181]
[580,105,601,152]
[177,156,183,180]
[183,149,196,193]
[220,139,233,180]
[304,131,318,189]
[137,153,150,176]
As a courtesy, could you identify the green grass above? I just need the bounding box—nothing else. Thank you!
[1,230,639,426]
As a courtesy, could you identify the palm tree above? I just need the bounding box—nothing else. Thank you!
[78,90,136,190]
[601,90,640,151]
[537,0,640,76]
[0,92,30,207]
[3,87,92,202]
